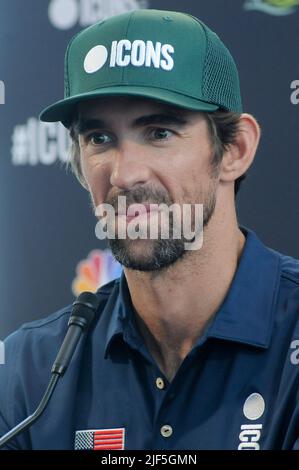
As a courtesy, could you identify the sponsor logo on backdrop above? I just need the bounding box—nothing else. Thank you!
[290,80,299,104]
[48,0,149,30]
[84,40,174,73]
[0,80,4,104]
[0,341,4,365]
[11,118,70,165]
[72,249,122,296]
[244,0,299,15]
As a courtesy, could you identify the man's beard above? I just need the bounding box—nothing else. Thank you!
[97,179,218,273]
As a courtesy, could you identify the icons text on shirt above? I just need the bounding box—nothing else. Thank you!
[238,393,265,450]
[290,339,299,364]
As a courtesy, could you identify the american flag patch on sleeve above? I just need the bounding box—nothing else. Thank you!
[75,428,125,450]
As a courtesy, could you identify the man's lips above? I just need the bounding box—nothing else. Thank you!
[115,203,159,217]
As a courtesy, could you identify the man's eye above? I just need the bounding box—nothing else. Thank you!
[149,128,174,140]
[87,132,111,145]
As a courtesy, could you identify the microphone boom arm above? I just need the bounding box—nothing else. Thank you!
[0,373,59,448]
[0,291,100,449]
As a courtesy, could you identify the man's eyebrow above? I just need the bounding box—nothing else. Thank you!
[77,118,106,134]
[132,113,189,128]
[76,113,189,134]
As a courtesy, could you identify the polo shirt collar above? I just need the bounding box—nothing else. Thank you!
[104,224,282,356]
[207,225,281,348]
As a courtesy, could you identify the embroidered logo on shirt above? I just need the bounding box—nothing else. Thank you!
[75,427,125,450]
[290,339,299,364]
[238,393,265,450]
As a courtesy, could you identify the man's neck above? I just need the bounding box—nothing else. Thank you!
[124,225,246,382]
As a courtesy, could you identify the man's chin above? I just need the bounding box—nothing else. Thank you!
[108,237,186,272]
[109,238,157,268]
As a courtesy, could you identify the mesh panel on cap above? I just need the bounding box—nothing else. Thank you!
[64,30,81,99]
[202,28,243,112]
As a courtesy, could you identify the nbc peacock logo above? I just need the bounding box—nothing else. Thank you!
[244,0,299,15]
[72,249,122,296]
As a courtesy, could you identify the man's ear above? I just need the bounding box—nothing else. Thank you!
[219,113,261,183]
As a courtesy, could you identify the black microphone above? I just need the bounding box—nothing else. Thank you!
[0,291,100,449]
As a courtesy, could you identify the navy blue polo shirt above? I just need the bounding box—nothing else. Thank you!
[1,225,299,450]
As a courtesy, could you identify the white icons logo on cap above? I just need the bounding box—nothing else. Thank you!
[83,40,175,73]
[84,45,109,73]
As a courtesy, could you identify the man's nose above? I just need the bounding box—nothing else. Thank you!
[110,140,152,190]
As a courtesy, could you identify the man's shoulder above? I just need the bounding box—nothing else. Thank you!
[0,278,121,448]
[4,277,120,352]
[0,277,120,392]
[19,277,119,332]
[268,248,299,330]
[271,247,299,286]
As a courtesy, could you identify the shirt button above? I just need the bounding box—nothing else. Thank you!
[160,424,173,438]
[156,377,165,390]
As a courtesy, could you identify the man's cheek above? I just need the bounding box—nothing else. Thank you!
[81,158,102,185]
[90,176,112,209]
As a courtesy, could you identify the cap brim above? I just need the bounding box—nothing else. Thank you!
[39,86,219,127]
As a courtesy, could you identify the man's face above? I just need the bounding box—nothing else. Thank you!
[77,96,220,272]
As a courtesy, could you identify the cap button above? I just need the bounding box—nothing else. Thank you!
[163,16,173,21]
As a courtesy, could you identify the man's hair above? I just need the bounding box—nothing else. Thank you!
[67,109,246,196]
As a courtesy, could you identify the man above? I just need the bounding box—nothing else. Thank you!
[1,9,299,450]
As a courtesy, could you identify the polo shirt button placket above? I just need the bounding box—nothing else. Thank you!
[160,424,173,438]
[155,377,165,390]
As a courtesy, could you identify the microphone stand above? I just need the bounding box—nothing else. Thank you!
[0,291,100,449]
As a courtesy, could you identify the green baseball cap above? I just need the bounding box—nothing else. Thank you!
[39,9,242,127]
